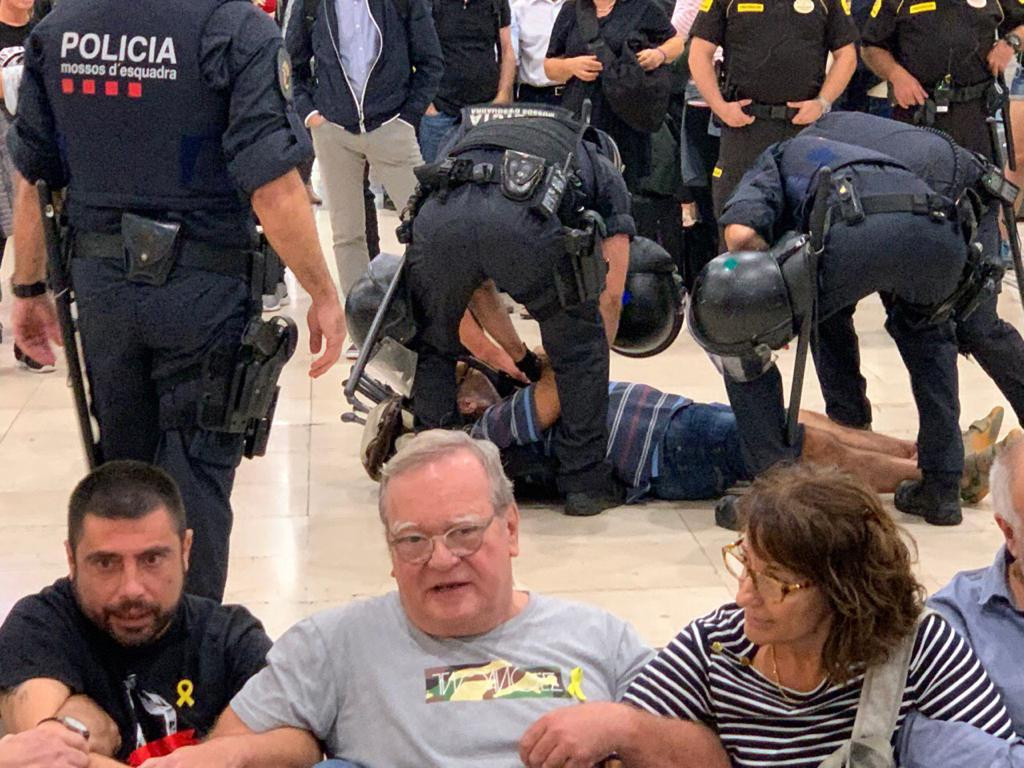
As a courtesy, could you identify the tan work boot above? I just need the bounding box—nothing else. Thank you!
[962,428,1023,503]
[963,406,1004,456]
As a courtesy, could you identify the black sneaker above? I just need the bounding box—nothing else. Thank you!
[564,491,620,517]
[14,343,55,374]
[894,479,962,526]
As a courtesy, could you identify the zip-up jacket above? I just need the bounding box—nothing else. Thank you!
[285,0,443,133]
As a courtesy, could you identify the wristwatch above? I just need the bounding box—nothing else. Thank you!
[11,279,47,298]
[38,715,91,740]
[815,97,833,115]
[1004,32,1022,53]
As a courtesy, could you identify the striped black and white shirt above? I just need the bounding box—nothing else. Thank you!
[623,604,1016,767]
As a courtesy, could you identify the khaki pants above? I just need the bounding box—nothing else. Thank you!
[311,117,422,296]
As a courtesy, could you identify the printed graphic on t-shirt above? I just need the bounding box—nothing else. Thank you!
[425,660,571,702]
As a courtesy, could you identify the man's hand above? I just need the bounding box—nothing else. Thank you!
[635,48,667,71]
[715,99,755,128]
[787,99,824,125]
[889,68,928,108]
[988,39,1016,76]
[139,740,243,768]
[12,294,62,366]
[306,296,346,378]
[0,727,89,768]
[569,55,603,82]
[519,703,629,768]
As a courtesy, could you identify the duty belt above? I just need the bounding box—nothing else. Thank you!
[856,193,953,220]
[925,80,990,104]
[742,102,799,121]
[75,232,252,280]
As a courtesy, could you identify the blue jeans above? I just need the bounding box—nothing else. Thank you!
[418,111,459,163]
[649,404,750,500]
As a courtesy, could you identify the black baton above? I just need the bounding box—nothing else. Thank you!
[37,181,103,469]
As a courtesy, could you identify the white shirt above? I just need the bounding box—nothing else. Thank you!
[510,0,569,87]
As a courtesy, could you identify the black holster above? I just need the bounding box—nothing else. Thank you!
[122,213,181,286]
[554,211,607,309]
[197,315,299,458]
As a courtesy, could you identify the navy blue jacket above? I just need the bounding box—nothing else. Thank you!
[285,0,443,133]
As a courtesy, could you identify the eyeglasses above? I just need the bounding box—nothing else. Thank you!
[389,515,497,565]
[721,539,813,604]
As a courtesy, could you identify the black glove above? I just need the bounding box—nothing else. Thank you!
[515,349,543,382]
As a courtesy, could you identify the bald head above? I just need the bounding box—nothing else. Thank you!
[991,438,1024,541]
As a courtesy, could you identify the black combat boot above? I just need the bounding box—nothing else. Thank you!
[894,475,962,526]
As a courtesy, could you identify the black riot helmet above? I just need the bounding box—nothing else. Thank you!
[612,237,686,358]
[344,252,417,350]
[687,234,816,358]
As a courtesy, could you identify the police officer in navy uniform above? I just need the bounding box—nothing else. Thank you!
[687,0,860,220]
[404,104,633,517]
[816,0,1024,431]
[8,0,346,601]
[688,111,1020,526]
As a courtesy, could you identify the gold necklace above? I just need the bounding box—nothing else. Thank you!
[768,645,795,703]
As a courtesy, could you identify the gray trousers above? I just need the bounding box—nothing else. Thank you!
[311,117,422,297]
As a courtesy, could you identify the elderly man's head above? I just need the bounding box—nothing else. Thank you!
[378,430,520,638]
[991,438,1024,562]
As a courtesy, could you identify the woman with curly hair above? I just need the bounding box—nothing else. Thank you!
[518,463,1017,768]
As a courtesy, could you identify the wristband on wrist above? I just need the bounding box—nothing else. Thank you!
[815,96,832,114]
[515,349,543,382]
[38,716,91,740]
[656,48,667,64]
[1004,33,1022,53]
[11,279,47,298]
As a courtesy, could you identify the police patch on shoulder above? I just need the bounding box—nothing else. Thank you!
[277,47,293,102]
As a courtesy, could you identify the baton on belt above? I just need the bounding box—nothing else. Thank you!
[37,181,103,469]
[986,117,1024,312]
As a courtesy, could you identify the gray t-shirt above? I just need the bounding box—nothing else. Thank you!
[231,591,653,767]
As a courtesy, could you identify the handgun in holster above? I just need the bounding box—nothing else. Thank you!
[197,315,299,458]
[554,211,607,309]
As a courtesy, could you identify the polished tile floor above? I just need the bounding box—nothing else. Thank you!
[0,209,1020,646]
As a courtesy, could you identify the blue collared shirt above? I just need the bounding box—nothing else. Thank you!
[928,545,1024,734]
[335,0,382,104]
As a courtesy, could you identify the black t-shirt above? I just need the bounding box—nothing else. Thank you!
[433,0,513,115]
[546,0,676,184]
[0,579,272,763]
[0,19,32,49]
[861,0,1024,89]
[690,0,859,104]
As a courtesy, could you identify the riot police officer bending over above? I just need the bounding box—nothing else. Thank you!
[688,112,1018,525]
[8,0,346,601]
[404,104,633,517]
[687,0,859,219]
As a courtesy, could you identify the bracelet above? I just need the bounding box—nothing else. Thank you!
[656,48,667,65]
[11,279,47,298]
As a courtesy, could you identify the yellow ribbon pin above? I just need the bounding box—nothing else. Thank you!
[567,667,587,702]
[176,679,196,708]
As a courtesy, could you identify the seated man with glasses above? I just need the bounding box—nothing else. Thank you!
[140,430,654,768]
[516,464,1016,768]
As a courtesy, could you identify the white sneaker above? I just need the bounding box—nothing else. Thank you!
[262,293,281,312]
[275,281,290,307]
[345,343,359,360]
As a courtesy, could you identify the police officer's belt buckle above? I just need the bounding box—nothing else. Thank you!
[501,150,546,202]
[121,213,180,286]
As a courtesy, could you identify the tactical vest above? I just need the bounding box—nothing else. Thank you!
[779,136,913,208]
[449,115,580,168]
[42,0,241,211]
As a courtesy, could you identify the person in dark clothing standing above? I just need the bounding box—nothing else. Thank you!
[544,0,682,189]
[688,0,858,219]
[419,0,516,163]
